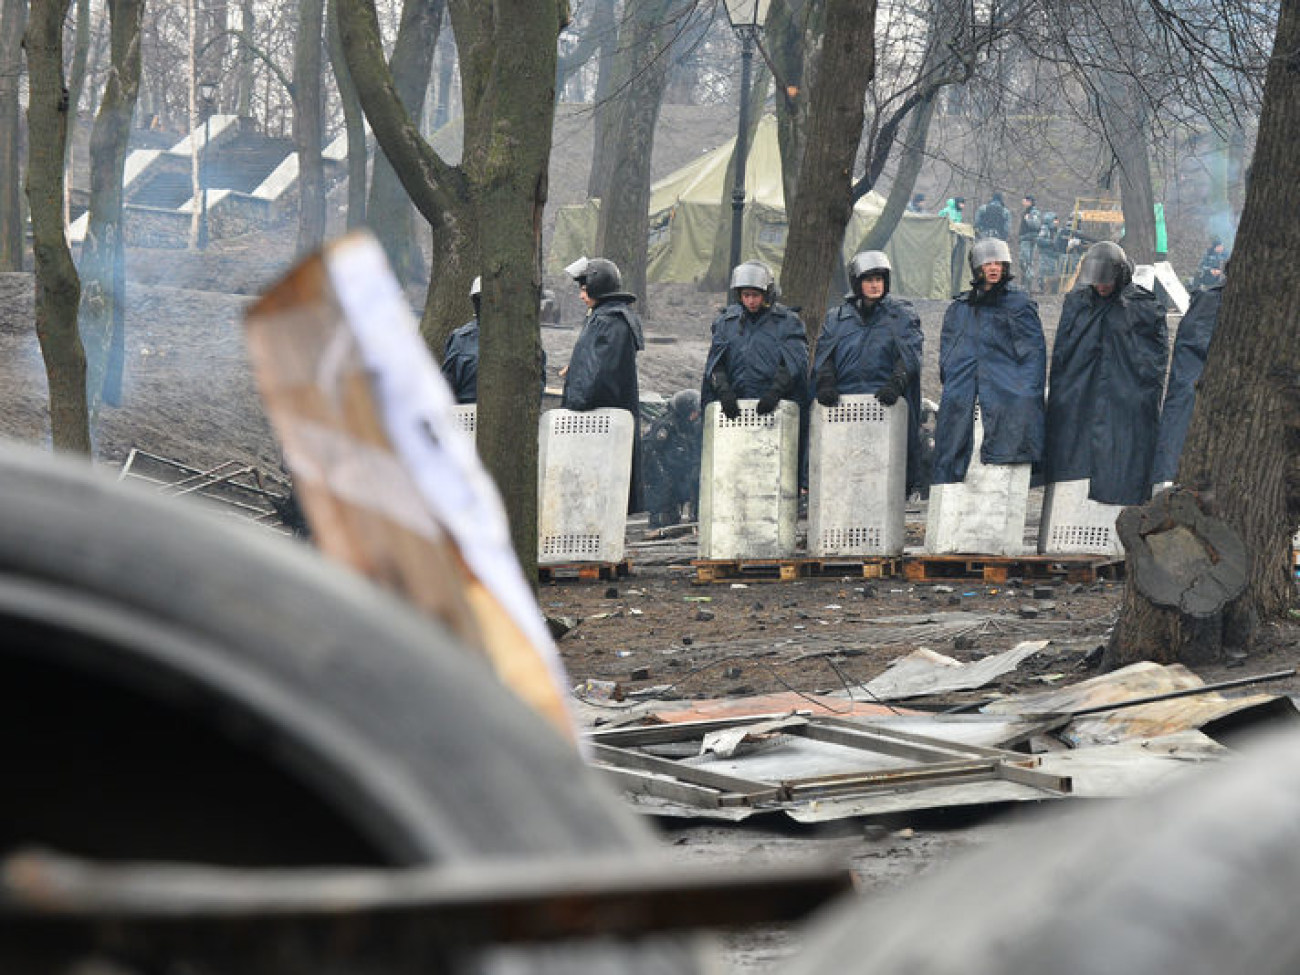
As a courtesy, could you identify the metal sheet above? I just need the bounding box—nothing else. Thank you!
[983,661,1299,747]
[861,640,1048,701]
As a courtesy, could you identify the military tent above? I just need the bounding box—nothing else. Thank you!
[549,115,973,299]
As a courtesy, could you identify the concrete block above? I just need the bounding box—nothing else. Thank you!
[925,414,1030,556]
[1039,479,1124,556]
[538,408,633,564]
[808,394,907,556]
[699,399,799,559]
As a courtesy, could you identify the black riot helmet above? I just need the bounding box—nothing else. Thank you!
[729,260,777,306]
[968,237,1013,278]
[1077,241,1133,291]
[564,256,623,299]
[847,250,892,297]
[670,389,701,422]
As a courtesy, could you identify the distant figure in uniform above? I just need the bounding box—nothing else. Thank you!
[1194,237,1228,290]
[813,250,924,494]
[440,276,483,404]
[931,237,1046,486]
[441,276,546,403]
[701,261,810,418]
[1152,268,1226,486]
[974,192,1012,241]
[1043,241,1168,504]
[1035,212,1061,292]
[1018,195,1042,288]
[909,192,927,213]
[563,256,645,511]
[643,390,703,529]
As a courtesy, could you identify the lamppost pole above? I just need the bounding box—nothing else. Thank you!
[728,26,756,274]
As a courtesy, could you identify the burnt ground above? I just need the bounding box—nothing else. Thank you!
[1,231,1298,973]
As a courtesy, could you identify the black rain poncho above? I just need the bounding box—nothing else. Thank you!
[440,319,479,404]
[702,302,811,406]
[815,294,924,492]
[931,283,1046,484]
[562,294,645,511]
[1151,282,1223,485]
[1043,283,1168,505]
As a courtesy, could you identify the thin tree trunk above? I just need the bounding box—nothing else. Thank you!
[26,0,89,453]
[584,0,618,198]
[780,0,876,343]
[0,0,28,270]
[1098,70,1156,264]
[366,0,442,284]
[79,0,144,414]
[769,0,821,208]
[327,0,367,229]
[857,91,938,252]
[236,0,255,117]
[294,0,326,254]
[1108,0,1300,667]
[62,0,90,227]
[592,0,675,310]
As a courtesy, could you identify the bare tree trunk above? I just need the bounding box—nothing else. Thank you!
[592,0,675,310]
[79,0,144,414]
[857,91,937,252]
[455,0,561,577]
[1098,71,1156,264]
[62,0,90,227]
[294,0,326,254]
[769,0,821,208]
[0,0,28,271]
[326,0,367,229]
[366,0,442,284]
[236,0,255,117]
[584,0,618,198]
[780,0,876,343]
[26,0,90,453]
[1108,0,1300,667]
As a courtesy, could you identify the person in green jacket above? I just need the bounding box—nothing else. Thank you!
[939,197,966,223]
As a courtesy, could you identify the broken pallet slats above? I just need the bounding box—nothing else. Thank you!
[538,560,631,583]
[901,554,1124,584]
[692,556,903,583]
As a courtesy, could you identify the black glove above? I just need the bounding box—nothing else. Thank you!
[815,369,840,408]
[875,359,909,406]
[712,368,742,420]
[756,388,782,414]
[719,389,741,419]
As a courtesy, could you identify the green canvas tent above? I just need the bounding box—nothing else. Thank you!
[549,115,973,299]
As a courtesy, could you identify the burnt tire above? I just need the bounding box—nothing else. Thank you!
[786,728,1300,975]
[0,444,699,971]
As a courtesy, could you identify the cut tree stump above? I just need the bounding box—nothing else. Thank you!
[1105,487,1249,669]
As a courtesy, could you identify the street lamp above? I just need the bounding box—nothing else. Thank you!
[723,0,771,275]
[197,79,218,250]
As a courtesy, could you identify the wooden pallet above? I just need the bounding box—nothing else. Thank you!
[902,553,1124,584]
[692,556,902,583]
[538,560,631,583]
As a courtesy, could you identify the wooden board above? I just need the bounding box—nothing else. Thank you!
[539,560,631,583]
[692,556,902,583]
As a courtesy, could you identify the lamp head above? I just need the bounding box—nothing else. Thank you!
[723,0,771,29]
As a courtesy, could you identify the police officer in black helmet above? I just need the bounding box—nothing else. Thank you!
[562,256,646,511]
[1043,240,1167,506]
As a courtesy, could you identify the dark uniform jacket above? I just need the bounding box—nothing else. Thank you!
[440,319,480,404]
[701,302,810,406]
[562,294,645,511]
[815,294,924,492]
[931,282,1046,484]
[1151,282,1223,485]
[1043,283,1168,505]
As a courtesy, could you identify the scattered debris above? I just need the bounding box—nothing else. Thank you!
[858,641,1049,701]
